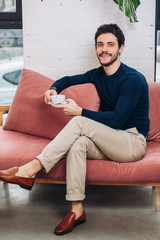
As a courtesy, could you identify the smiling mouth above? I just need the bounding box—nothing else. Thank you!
[99,53,112,58]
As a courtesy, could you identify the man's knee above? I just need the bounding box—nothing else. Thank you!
[70,116,85,124]
[68,116,86,130]
[71,136,89,151]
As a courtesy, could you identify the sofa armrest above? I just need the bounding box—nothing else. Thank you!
[0,105,11,126]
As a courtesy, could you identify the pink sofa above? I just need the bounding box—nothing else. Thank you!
[1,69,160,211]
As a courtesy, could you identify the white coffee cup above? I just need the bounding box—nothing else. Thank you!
[50,95,67,105]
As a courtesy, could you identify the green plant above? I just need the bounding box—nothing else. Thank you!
[113,0,141,23]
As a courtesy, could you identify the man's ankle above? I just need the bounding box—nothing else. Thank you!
[71,201,83,219]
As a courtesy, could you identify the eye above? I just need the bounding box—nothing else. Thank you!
[108,43,114,47]
[97,43,103,47]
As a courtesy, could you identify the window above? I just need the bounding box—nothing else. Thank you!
[0,0,22,29]
[156,0,160,30]
[0,0,23,107]
[0,0,16,12]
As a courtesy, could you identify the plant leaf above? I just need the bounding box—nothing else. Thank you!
[113,0,140,23]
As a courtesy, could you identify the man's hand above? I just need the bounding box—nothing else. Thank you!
[44,89,57,104]
[52,99,82,116]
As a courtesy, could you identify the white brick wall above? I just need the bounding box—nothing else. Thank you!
[22,0,156,82]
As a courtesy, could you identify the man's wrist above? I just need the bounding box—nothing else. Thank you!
[78,107,82,116]
[49,86,57,91]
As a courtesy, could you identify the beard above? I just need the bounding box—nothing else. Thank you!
[97,50,119,67]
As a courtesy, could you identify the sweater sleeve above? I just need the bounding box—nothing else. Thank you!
[82,76,146,129]
[49,72,92,94]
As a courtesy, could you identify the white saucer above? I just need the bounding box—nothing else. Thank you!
[49,101,67,105]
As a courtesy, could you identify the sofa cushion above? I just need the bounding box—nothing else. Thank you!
[1,127,160,183]
[3,69,100,139]
[42,141,160,184]
[0,127,50,169]
[147,82,160,141]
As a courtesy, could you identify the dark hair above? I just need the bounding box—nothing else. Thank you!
[95,24,125,48]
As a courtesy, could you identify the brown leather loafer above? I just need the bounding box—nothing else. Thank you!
[0,167,35,190]
[54,210,86,235]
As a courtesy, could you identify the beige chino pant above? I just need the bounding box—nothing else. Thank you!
[37,116,146,201]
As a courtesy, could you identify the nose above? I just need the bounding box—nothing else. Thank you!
[102,44,108,52]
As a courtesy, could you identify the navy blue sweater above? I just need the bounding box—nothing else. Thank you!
[50,63,150,137]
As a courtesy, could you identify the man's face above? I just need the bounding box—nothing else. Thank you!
[96,33,123,67]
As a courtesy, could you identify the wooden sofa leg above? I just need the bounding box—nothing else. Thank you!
[155,186,160,211]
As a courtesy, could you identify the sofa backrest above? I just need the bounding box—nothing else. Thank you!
[3,69,100,139]
[147,81,160,141]
[3,69,160,141]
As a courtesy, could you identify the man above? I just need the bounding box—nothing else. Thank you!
[0,24,150,235]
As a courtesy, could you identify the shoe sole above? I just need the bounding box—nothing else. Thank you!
[0,179,33,191]
[54,219,86,235]
[19,184,32,190]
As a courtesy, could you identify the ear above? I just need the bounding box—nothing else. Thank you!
[119,44,124,54]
